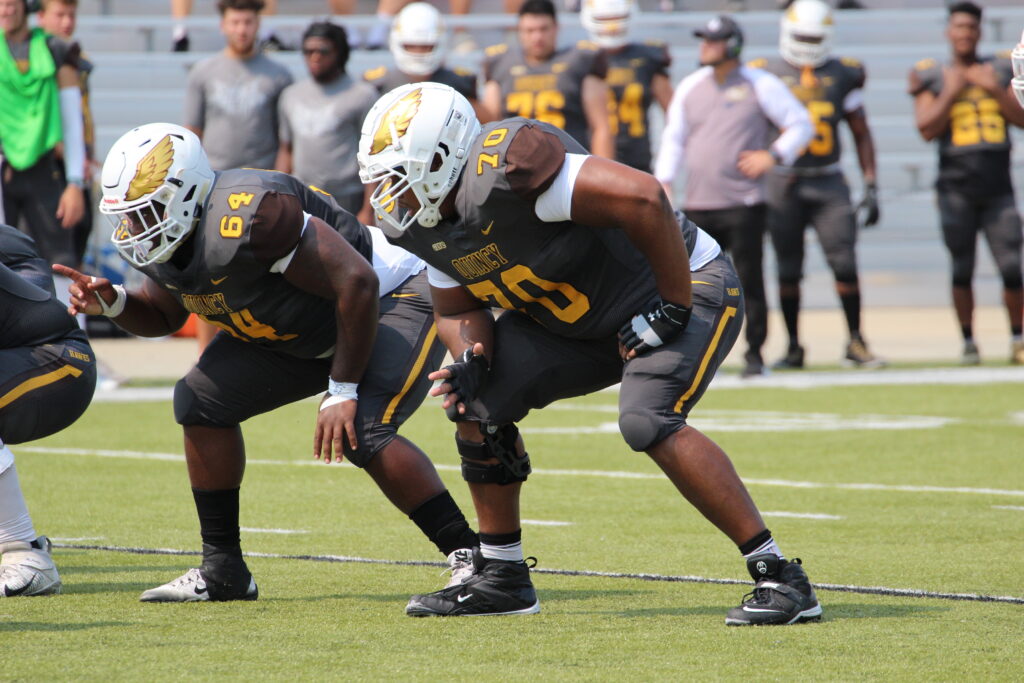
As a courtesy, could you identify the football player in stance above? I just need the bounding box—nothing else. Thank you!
[909,2,1024,365]
[482,0,614,157]
[57,123,479,602]
[749,0,883,369]
[363,3,487,121]
[580,0,671,172]
[358,83,823,625]
[1,225,97,597]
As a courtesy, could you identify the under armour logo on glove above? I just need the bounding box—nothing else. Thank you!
[618,299,692,356]
[441,348,489,421]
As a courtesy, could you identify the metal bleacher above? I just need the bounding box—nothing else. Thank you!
[69,1,1024,308]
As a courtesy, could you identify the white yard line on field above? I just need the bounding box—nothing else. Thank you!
[240,527,309,535]
[761,511,844,520]
[51,542,1024,606]
[22,445,1024,498]
[991,505,1024,511]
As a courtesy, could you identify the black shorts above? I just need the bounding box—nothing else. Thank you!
[937,190,1023,288]
[0,337,97,444]
[766,171,858,284]
[1,151,77,267]
[172,271,445,466]
[462,255,744,451]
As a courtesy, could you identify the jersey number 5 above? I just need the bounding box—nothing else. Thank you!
[806,100,835,157]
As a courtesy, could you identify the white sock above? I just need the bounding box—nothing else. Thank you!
[743,536,784,561]
[480,541,523,562]
[173,24,188,40]
[0,463,38,546]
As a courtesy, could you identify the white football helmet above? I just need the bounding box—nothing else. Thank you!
[780,0,833,68]
[1012,29,1024,109]
[581,0,635,49]
[390,2,447,76]
[358,83,480,235]
[99,123,215,268]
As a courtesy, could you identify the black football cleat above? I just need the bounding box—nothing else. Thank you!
[725,553,822,626]
[772,345,805,370]
[406,548,540,616]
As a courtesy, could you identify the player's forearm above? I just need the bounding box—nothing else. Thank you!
[435,307,495,362]
[851,126,877,183]
[327,277,379,384]
[995,86,1024,128]
[110,291,189,337]
[915,92,957,140]
[626,192,692,308]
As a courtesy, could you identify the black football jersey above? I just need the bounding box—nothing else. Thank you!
[482,41,608,152]
[389,119,703,340]
[605,41,671,172]
[139,170,373,358]
[364,65,478,102]
[908,54,1015,195]
[750,55,865,169]
[1,225,88,349]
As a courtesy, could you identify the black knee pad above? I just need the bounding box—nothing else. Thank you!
[457,423,530,485]
[619,409,662,452]
[1000,274,1023,290]
[951,256,975,288]
[173,378,204,426]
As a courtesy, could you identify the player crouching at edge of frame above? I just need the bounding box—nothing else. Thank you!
[356,82,823,625]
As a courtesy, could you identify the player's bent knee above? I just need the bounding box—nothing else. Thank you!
[619,409,662,452]
[456,423,530,485]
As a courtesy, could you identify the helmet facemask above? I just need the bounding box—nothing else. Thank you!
[359,83,480,236]
[780,0,833,68]
[100,123,215,268]
[581,0,634,49]
[390,2,447,76]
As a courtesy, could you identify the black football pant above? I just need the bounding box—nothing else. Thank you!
[684,204,767,362]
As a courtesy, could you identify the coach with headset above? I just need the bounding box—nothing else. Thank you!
[655,15,812,378]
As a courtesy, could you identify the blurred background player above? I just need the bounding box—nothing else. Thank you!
[183,0,293,353]
[0,0,86,298]
[749,0,883,369]
[0,224,96,597]
[1013,29,1024,108]
[277,21,377,223]
[482,0,613,157]
[580,0,671,173]
[655,15,812,378]
[363,3,485,121]
[908,2,1024,365]
[36,0,95,276]
[60,123,478,602]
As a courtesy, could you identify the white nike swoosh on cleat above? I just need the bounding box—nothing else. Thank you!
[457,594,473,603]
[742,606,784,613]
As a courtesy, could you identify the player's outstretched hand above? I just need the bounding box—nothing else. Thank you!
[314,397,358,464]
[428,342,488,421]
[52,263,114,316]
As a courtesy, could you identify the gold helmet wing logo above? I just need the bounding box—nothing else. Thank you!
[125,134,175,201]
[370,88,422,155]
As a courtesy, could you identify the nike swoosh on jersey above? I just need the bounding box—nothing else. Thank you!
[211,276,228,285]
[481,221,494,235]
[390,292,420,298]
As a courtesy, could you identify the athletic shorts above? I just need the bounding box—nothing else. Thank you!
[462,254,745,451]
[173,271,445,466]
[0,337,97,444]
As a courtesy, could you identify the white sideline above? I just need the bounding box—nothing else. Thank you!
[20,445,1024,498]
[50,542,1024,606]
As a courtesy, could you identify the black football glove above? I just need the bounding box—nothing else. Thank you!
[618,299,692,357]
[440,348,489,421]
[858,181,880,228]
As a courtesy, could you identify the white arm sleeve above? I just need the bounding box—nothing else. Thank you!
[534,153,589,223]
[746,67,814,165]
[427,264,461,288]
[653,68,706,184]
[269,212,310,273]
[842,88,865,114]
[59,86,86,183]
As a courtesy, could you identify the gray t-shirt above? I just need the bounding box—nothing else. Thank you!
[183,52,293,171]
[278,74,377,199]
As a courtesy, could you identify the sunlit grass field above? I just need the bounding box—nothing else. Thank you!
[4,375,1023,680]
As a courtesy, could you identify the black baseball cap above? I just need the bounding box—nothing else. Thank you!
[693,15,743,42]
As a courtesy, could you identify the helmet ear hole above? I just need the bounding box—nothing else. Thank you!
[431,150,446,172]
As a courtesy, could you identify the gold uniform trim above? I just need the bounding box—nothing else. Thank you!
[382,323,438,424]
[673,306,737,413]
[0,364,84,411]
